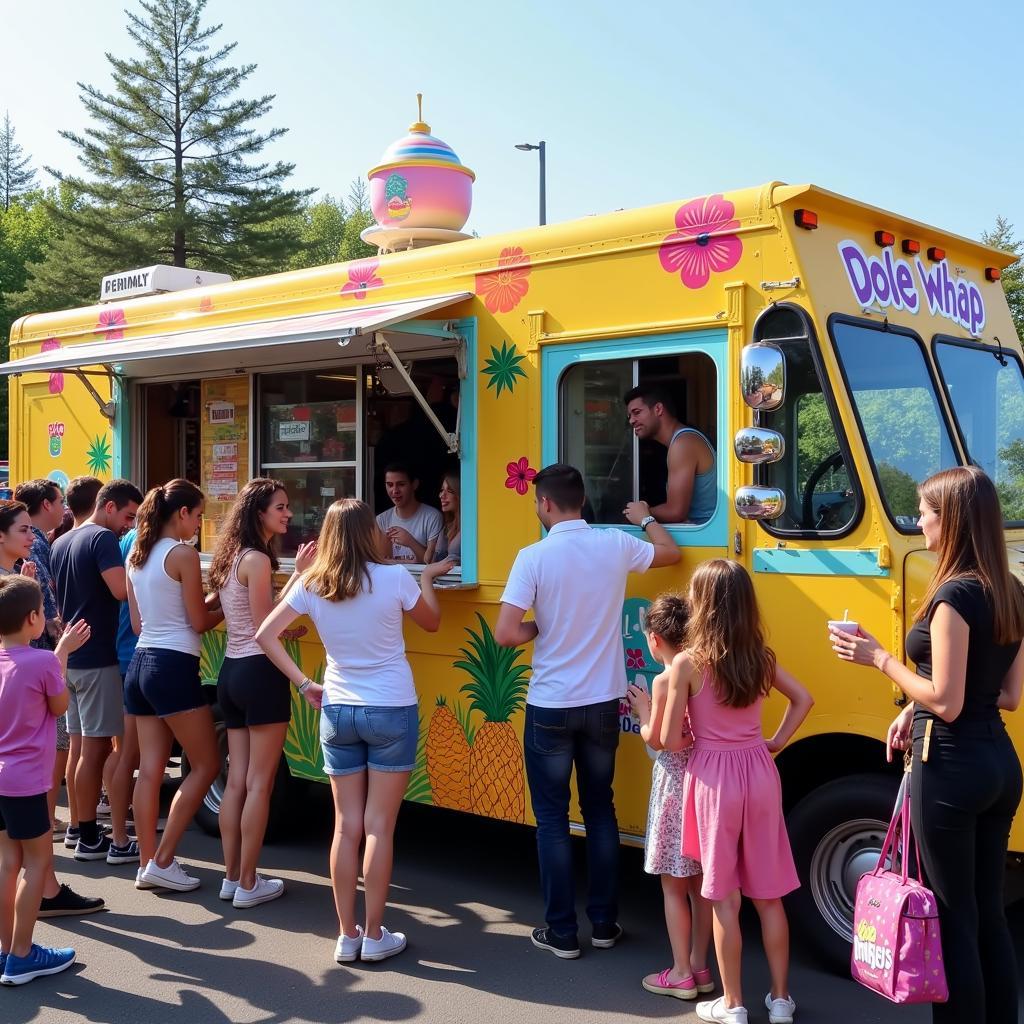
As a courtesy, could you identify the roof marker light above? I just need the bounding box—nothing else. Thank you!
[985,267,1002,282]
[927,246,946,262]
[794,209,818,230]
[875,230,895,248]
[902,239,921,255]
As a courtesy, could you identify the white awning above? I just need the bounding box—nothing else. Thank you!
[1,292,471,379]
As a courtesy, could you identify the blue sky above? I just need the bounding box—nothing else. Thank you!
[2,0,1022,247]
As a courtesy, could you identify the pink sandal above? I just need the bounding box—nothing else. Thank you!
[642,968,698,1000]
[694,967,716,993]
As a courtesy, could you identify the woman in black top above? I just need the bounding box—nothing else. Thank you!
[831,466,1024,1023]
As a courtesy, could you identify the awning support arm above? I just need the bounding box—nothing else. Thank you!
[72,370,117,422]
[372,337,460,456]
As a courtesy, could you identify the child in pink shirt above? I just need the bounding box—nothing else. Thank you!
[0,576,89,986]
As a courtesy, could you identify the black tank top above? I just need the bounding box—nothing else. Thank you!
[905,576,1022,728]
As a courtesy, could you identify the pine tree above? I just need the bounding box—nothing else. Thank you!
[982,216,1024,342]
[0,113,38,211]
[45,0,311,278]
[339,177,376,262]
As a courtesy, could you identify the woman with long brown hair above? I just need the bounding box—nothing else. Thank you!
[257,498,452,963]
[425,471,461,564]
[208,479,315,909]
[831,466,1024,1023]
[125,479,222,894]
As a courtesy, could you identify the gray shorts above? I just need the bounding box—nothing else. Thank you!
[66,665,125,738]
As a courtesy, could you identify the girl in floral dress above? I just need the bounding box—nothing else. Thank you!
[627,593,714,1001]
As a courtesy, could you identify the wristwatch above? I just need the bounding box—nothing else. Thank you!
[639,515,656,532]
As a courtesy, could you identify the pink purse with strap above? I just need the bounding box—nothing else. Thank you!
[850,774,948,1004]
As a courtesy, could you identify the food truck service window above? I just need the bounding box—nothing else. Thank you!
[257,369,360,557]
[543,330,727,547]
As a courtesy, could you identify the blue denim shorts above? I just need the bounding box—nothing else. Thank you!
[319,703,419,776]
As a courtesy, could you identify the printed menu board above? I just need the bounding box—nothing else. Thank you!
[200,376,250,550]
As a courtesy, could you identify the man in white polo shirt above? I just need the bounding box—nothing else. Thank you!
[496,463,680,960]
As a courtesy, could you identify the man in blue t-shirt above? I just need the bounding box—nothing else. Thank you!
[51,479,142,863]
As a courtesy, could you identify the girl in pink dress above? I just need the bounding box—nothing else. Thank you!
[627,593,713,1002]
[661,560,813,1024]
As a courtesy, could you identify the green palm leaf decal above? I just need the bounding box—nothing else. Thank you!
[283,654,325,781]
[455,613,530,722]
[482,340,528,398]
[200,628,227,686]
[404,702,433,805]
[86,434,112,476]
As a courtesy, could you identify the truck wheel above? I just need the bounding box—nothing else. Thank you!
[785,773,898,972]
[180,705,292,839]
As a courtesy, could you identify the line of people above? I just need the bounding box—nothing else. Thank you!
[1,461,1021,1024]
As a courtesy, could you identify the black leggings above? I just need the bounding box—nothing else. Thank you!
[911,717,1022,1024]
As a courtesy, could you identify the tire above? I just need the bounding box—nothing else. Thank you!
[785,773,899,973]
[180,702,293,840]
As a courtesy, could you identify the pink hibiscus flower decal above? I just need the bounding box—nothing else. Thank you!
[659,194,743,289]
[341,259,383,300]
[96,307,127,340]
[504,456,537,496]
[476,246,531,314]
[280,625,308,642]
[625,648,646,670]
[40,338,63,395]
[198,296,214,312]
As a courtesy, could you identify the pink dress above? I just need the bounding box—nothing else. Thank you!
[681,669,799,901]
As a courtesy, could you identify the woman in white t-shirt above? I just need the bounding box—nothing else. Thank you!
[257,498,452,964]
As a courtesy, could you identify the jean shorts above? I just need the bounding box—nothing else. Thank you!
[319,703,419,776]
[124,647,204,718]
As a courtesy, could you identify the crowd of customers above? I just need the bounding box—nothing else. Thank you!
[0,463,1019,1024]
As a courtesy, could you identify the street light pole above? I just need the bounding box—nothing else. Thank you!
[515,140,547,226]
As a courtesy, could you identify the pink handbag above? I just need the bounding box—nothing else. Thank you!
[850,774,948,1004]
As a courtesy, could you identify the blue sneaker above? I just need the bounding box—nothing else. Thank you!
[0,951,6,975]
[0,943,76,985]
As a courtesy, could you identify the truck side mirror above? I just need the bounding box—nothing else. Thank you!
[733,427,786,465]
[734,486,787,521]
[740,343,785,412]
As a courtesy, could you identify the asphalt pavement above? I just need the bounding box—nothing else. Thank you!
[4,781,1023,1023]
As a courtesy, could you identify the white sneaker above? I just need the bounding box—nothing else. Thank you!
[219,878,239,901]
[696,997,749,1023]
[232,875,284,908]
[334,926,364,963]
[138,858,200,892]
[360,926,407,962]
[765,993,796,1023]
[135,867,159,890]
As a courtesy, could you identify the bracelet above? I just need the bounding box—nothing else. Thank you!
[639,515,656,532]
[297,677,312,694]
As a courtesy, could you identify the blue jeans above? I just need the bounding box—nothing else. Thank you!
[523,698,620,940]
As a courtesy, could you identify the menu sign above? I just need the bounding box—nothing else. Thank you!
[201,376,250,549]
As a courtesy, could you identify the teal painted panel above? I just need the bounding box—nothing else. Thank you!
[753,548,889,578]
[541,329,729,548]
[452,318,477,585]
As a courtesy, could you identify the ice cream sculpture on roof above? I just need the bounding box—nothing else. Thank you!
[361,95,476,252]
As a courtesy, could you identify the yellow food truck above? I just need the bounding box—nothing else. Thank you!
[5,181,1023,966]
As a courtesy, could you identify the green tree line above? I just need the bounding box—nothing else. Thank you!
[0,0,376,455]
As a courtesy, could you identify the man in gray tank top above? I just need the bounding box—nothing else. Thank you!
[623,385,717,525]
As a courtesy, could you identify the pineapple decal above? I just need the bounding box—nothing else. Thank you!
[455,613,530,823]
[425,696,472,811]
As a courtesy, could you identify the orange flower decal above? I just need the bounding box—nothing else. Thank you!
[476,246,531,314]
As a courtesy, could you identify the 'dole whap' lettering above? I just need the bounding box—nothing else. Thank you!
[838,239,986,335]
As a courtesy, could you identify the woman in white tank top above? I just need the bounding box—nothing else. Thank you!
[125,479,223,894]
[207,478,316,908]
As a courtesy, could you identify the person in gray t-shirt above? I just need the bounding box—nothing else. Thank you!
[375,464,443,562]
